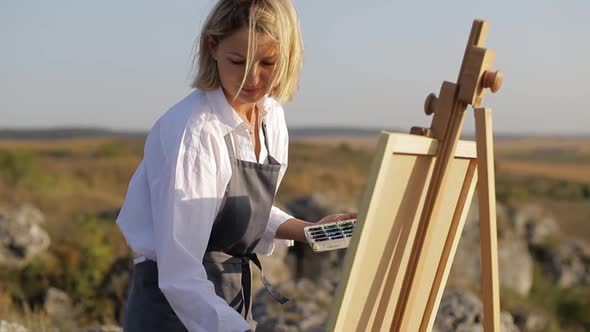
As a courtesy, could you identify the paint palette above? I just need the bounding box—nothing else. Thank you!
[304,219,357,252]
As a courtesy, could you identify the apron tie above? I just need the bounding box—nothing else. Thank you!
[241,253,289,319]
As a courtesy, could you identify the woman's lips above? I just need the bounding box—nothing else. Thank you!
[241,87,260,94]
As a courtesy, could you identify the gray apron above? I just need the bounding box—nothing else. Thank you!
[124,123,288,332]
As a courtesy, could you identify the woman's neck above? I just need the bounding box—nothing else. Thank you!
[234,104,257,123]
[222,88,258,123]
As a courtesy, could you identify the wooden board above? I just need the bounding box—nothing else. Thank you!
[326,131,478,332]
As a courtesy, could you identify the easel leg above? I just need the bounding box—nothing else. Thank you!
[474,107,500,332]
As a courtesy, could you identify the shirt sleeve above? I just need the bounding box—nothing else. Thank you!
[253,205,294,255]
[145,126,250,332]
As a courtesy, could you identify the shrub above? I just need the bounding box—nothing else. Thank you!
[93,143,129,158]
[17,213,120,324]
[557,287,590,327]
[0,149,38,187]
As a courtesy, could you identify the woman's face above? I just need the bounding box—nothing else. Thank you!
[210,26,278,111]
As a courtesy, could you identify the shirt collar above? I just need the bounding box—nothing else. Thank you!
[206,87,272,133]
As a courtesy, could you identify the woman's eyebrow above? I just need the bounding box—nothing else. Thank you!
[228,52,245,58]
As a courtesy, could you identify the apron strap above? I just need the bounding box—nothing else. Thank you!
[223,134,236,159]
[261,121,281,166]
[224,122,278,165]
[261,121,271,157]
[241,253,289,318]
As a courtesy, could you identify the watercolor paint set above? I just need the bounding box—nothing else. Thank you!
[304,219,356,252]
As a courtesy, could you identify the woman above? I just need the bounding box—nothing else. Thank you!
[117,0,355,331]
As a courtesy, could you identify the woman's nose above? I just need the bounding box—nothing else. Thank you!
[245,65,260,86]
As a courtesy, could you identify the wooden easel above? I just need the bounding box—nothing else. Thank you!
[400,18,502,331]
[326,19,502,332]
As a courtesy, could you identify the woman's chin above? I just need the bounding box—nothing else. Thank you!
[237,91,265,104]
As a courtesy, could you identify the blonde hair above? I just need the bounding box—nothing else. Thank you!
[191,0,304,103]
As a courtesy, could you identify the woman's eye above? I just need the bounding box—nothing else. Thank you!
[228,59,274,67]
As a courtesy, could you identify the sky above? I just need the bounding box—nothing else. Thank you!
[1,0,589,135]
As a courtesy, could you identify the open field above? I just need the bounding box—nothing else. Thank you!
[498,161,590,184]
[292,135,379,150]
[1,133,589,330]
[495,136,590,153]
[296,134,590,185]
[495,136,590,185]
[2,133,588,235]
[0,137,114,150]
[4,134,590,192]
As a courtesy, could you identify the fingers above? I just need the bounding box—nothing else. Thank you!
[335,212,357,221]
[318,212,358,224]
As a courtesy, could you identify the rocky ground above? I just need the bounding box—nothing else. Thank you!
[1,193,589,331]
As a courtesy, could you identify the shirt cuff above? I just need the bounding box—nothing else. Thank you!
[253,205,294,255]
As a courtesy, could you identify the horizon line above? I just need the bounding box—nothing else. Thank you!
[0,126,589,139]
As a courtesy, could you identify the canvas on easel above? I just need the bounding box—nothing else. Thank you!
[326,20,503,332]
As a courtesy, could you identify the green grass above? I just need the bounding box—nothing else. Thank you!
[528,262,590,331]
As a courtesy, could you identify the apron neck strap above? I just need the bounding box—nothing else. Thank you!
[261,121,271,154]
[223,121,273,163]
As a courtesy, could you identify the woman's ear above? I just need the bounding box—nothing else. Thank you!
[207,35,218,61]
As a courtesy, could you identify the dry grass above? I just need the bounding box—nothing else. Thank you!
[498,160,590,184]
[495,136,590,153]
[292,135,379,150]
[533,199,590,243]
[0,137,114,151]
[293,135,590,185]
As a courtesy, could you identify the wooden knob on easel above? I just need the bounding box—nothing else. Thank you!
[410,126,432,137]
[424,93,438,115]
[482,70,502,93]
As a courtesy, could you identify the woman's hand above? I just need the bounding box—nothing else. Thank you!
[317,212,357,225]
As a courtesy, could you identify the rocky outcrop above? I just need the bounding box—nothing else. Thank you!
[545,240,590,288]
[253,283,521,332]
[44,287,75,321]
[511,204,590,289]
[450,201,533,296]
[433,288,519,332]
[497,231,534,296]
[255,198,588,331]
[0,205,50,268]
[0,321,28,332]
[512,310,549,332]
[253,278,335,332]
[510,204,559,247]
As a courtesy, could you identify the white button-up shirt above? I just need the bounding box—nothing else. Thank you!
[116,87,294,332]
